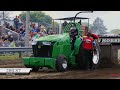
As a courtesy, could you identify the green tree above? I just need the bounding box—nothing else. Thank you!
[0,11,12,20]
[82,22,93,29]
[54,21,59,26]
[19,11,52,25]
[91,17,107,34]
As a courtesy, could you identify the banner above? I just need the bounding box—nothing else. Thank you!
[0,68,32,75]
[100,38,120,44]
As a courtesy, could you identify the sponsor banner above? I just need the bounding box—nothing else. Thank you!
[0,68,32,75]
[100,38,120,43]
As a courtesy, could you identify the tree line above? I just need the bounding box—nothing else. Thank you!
[2,11,120,34]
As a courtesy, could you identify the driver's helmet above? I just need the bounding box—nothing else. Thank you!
[70,27,78,37]
[70,27,77,33]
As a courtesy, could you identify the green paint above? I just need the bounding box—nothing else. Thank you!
[23,57,56,69]
[44,58,56,69]
[52,33,72,58]
[23,57,30,66]
[36,33,69,42]
[69,51,76,65]
[74,38,82,55]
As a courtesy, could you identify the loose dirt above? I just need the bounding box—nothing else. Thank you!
[0,60,120,79]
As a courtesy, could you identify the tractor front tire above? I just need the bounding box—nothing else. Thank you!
[25,65,31,68]
[32,67,39,72]
[56,55,68,72]
[25,65,39,71]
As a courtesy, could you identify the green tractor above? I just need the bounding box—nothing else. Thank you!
[23,11,101,72]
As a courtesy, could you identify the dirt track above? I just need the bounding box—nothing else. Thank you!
[0,60,120,79]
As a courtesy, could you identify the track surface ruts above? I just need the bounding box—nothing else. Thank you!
[0,60,120,79]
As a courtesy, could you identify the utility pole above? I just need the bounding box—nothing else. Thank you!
[25,11,30,47]
[2,11,5,34]
[59,20,62,34]
[3,11,5,25]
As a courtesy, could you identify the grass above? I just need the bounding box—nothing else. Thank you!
[0,53,20,60]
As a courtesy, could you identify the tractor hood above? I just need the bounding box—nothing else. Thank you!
[36,33,69,42]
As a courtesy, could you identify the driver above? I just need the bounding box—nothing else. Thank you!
[70,27,78,50]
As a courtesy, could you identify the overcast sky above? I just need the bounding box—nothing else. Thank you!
[10,11,120,31]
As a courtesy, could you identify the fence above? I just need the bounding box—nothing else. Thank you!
[0,47,32,58]
[1,27,26,47]
[5,28,20,41]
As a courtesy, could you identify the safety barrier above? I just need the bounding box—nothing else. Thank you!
[0,47,32,58]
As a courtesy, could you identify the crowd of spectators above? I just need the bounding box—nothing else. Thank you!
[0,15,57,47]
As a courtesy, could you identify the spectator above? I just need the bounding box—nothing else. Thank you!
[3,34,9,41]
[0,25,2,36]
[9,25,14,30]
[6,23,10,28]
[9,40,16,47]
[30,25,37,38]
[8,35,14,42]
[40,25,46,36]
[13,16,19,29]
[0,37,3,47]
[29,25,33,31]
[18,16,22,28]
[3,40,10,47]
[31,25,37,33]
[36,25,41,33]
[8,31,12,36]
[5,22,8,27]
[23,31,26,37]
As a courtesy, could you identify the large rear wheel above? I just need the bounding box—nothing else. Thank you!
[92,40,101,69]
[76,42,86,69]
[77,40,101,70]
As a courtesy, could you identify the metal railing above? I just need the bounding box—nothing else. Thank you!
[0,47,32,52]
[0,47,32,58]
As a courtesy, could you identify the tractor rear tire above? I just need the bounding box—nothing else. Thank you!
[92,40,101,69]
[56,55,68,72]
[77,40,101,70]
[76,42,86,70]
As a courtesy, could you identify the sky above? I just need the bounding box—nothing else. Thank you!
[9,11,120,32]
